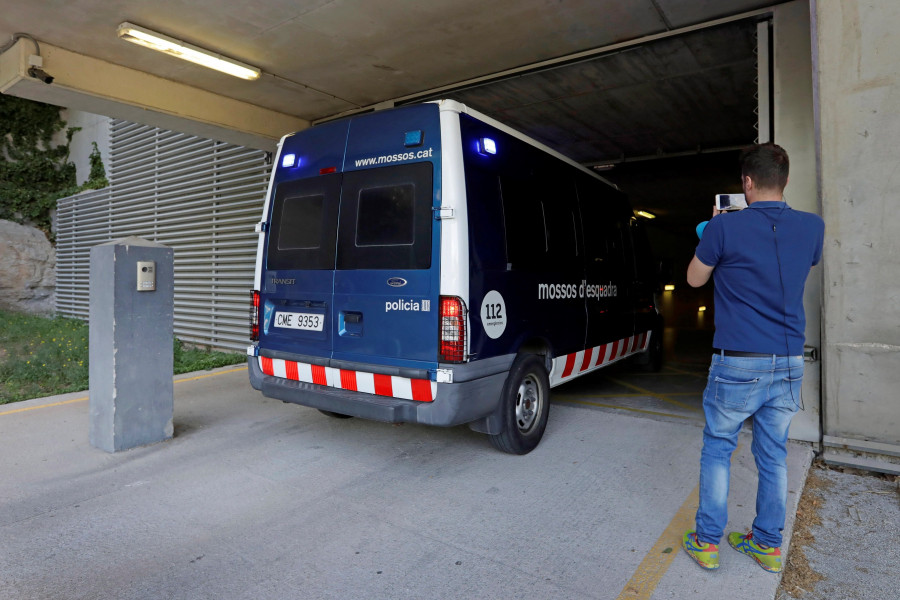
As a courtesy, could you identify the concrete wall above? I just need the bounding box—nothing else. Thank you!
[812,0,900,470]
[773,0,821,442]
[63,110,111,186]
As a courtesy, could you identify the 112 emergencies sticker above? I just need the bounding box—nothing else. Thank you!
[480,290,507,339]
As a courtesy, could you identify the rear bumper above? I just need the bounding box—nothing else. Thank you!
[248,355,510,428]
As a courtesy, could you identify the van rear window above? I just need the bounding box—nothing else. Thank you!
[356,184,416,247]
[266,163,433,271]
[266,173,341,270]
[338,162,433,270]
[277,194,324,250]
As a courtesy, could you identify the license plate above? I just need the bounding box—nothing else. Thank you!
[273,311,324,332]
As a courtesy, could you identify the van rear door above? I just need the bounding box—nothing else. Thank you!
[333,105,441,370]
[261,121,349,360]
[261,106,441,372]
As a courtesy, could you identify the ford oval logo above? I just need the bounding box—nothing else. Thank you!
[387,277,407,288]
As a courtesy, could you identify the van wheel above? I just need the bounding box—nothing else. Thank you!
[318,409,354,419]
[489,354,550,455]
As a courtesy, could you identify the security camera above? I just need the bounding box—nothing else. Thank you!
[27,66,53,84]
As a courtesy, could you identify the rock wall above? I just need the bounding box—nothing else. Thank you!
[0,219,56,315]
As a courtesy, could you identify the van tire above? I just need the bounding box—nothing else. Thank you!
[489,354,550,455]
[318,409,354,419]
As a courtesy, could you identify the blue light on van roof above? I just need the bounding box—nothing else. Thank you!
[404,130,424,147]
[478,138,497,155]
[281,153,297,168]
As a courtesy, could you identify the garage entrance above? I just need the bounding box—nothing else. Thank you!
[402,16,805,432]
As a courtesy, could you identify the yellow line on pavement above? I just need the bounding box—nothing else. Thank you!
[554,397,693,420]
[616,444,739,599]
[0,396,88,416]
[174,365,247,383]
[565,391,697,399]
[662,364,707,376]
[605,376,700,412]
[0,365,248,417]
[616,484,700,599]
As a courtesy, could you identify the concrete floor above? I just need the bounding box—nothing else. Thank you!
[0,351,814,600]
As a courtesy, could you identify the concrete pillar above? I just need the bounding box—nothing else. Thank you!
[89,237,174,452]
[772,0,822,442]
[812,1,900,472]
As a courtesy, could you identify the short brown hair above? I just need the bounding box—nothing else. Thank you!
[740,142,789,192]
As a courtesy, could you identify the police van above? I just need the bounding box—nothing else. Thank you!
[248,99,662,454]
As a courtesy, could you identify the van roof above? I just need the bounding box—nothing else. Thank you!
[433,99,618,189]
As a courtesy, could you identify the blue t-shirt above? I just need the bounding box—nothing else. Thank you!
[695,201,824,355]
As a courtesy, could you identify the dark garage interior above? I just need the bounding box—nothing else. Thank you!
[411,18,762,366]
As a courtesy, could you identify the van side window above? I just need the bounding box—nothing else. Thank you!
[356,184,415,246]
[544,181,580,261]
[630,218,656,280]
[499,175,579,271]
[463,169,507,272]
[499,176,547,267]
[278,194,325,250]
[578,179,628,280]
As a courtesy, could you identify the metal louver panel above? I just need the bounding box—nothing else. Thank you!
[55,120,271,352]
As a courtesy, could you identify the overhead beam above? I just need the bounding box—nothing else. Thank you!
[0,39,307,151]
[318,3,788,125]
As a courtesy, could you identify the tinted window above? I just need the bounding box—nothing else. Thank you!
[463,168,507,272]
[631,219,656,280]
[500,176,547,267]
[356,184,415,246]
[500,175,579,270]
[337,162,433,270]
[278,194,324,250]
[577,176,630,279]
[544,186,579,261]
[267,173,341,270]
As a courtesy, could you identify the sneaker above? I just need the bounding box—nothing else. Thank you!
[728,531,783,573]
[682,530,719,570]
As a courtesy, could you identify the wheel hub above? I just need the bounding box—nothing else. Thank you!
[515,374,542,433]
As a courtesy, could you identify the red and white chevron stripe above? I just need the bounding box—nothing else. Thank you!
[258,356,436,402]
[549,331,651,387]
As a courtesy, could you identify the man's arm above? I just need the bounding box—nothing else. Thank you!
[687,254,714,288]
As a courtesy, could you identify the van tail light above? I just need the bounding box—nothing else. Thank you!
[439,296,467,363]
[250,290,260,341]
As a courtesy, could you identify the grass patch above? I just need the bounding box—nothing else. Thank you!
[0,309,244,404]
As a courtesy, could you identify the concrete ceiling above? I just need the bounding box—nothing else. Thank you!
[1,0,785,226]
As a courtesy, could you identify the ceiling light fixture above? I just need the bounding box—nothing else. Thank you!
[635,210,656,219]
[117,22,260,80]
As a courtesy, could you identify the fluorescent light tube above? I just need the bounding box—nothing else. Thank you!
[117,22,260,80]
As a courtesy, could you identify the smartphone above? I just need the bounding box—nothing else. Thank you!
[715,193,747,211]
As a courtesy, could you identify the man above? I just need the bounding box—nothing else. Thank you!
[681,143,824,572]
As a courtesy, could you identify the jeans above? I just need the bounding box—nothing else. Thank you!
[695,353,803,548]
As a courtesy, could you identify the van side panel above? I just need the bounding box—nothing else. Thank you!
[460,113,587,363]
